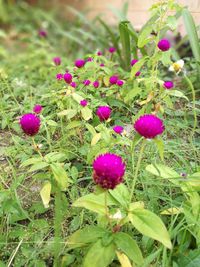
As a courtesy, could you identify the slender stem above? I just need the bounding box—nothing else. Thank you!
[32,137,43,158]
[129,139,146,202]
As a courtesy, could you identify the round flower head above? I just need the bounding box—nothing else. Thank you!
[134,114,164,139]
[20,113,41,136]
[100,63,105,67]
[163,81,174,89]
[96,106,111,121]
[113,125,124,135]
[33,104,43,114]
[135,71,141,77]
[93,153,126,189]
[109,47,116,53]
[117,80,124,86]
[38,30,47,38]
[56,73,63,80]
[93,81,99,88]
[157,39,171,51]
[53,57,61,66]
[109,75,118,85]
[70,82,77,88]
[83,79,91,86]
[97,51,102,56]
[80,99,88,107]
[75,59,85,68]
[64,72,73,84]
[131,59,138,66]
[87,57,93,62]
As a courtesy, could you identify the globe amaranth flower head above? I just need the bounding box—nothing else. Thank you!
[87,57,93,62]
[38,30,47,38]
[134,114,165,139]
[135,71,141,77]
[131,59,138,66]
[108,47,116,53]
[97,51,102,56]
[163,81,174,89]
[96,106,111,121]
[83,79,91,86]
[64,72,73,84]
[70,82,77,88]
[53,57,61,66]
[75,59,85,68]
[80,99,88,107]
[56,73,63,80]
[117,80,124,86]
[20,113,41,136]
[93,153,126,189]
[113,125,124,135]
[93,81,99,88]
[109,75,118,85]
[157,39,171,51]
[33,104,43,114]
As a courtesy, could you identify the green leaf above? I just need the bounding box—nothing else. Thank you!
[116,251,132,267]
[29,162,49,172]
[153,138,164,161]
[81,107,93,121]
[73,193,117,215]
[137,26,152,48]
[167,90,189,101]
[129,209,172,249]
[72,92,84,103]
[40,182,51,208]
[85,123,96,136]
[68,226,107,248]
[91,133,101,146]
[46,120,57,127]
[130,56,148,79]
[114,232,144,265]
[57,109,77,119]
[20,157,42,167]
[50,163,68,190]
[119,21,131,70]
[83,239,115,267]
[124,87,140,103]
[66,120,82,130]
[109,184,129,209]
[145,164,179,185]
[44,152,66,162]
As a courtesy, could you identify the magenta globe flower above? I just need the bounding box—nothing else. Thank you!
[83,79,91,86]
[87,57,93,62]
[53,57,61,66]
[96,106,111,121]
[134,114,165,139]
[93,153,126,189]
[117,80,124,86]
[113,125,124,135]
[163,81,174,89]
[33,105,43,114]
[135,71,141,77]
[64,72,73,84]
[97,51,102,56]
[109,75,118,85]
[38,30,47,38]
[80,99,88,107]
[157,39,171,51]
[100,63,105,67]
[75,59,85,68]
[108,47,116,53]
[20,113,41,136]
[131,59,138,66]
[56,73,63,80]
[70,82,77,88]
[93,81,99,88]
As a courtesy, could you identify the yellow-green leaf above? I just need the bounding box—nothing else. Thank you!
[116,251,132,267]
[81,107,93,121]
[40,182,51,208]
[91,133,101,146]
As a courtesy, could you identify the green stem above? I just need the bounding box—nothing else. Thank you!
[129,139,146,202]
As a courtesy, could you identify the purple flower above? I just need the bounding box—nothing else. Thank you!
[109,75,118,85]
[157,39,171,51]
[96,106,111,121]
[70,82,77,88]
[53,57,61,66]
[20,113,41,136]
[93,81,99,88]
[100,63,105,67]
[38,30,47,38]
[113,125,124,135]
[97,51,102,56]
[33,105,43,114]
[64,72,73,84]
[108,47,116,53]
[134,114,165,139]
[56,73,63,80]
[117,80,124,86]
[131,59,138,66]
[87,57,93,62]
[135,71,141,77]
[80,99,88,107]
[163,81,174,89]
[83,79,91,86]
[93,153,126,189]
[75,59,85,68]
